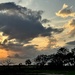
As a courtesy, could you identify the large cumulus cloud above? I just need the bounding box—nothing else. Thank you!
[0,2,62,42]
[0,2,64,61]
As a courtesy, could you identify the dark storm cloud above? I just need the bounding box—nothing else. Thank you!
[0,2,24,11]
[0,43,24,52]
[0,2,62,41]
[41,27,63,36]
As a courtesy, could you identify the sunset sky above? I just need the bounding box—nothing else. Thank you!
[0,0,75,64]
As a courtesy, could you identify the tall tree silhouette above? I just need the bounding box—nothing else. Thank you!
[34,55,48,66]
[47,54,56,66]
[56,47,69,66]
[48,47,70,66]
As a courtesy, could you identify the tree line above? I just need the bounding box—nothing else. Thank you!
[25,47,75,67]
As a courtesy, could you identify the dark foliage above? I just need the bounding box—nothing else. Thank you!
[25,59,31,66]
[34,47,75,67]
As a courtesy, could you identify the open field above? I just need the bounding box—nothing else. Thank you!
[0,66,75,75]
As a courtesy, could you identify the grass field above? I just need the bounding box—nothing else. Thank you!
[0,66,75,75]
[23,70,75,75]
[2,69,74,75]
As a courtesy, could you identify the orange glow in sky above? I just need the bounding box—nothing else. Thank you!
[0,49,18,59]
[0,49,8,59]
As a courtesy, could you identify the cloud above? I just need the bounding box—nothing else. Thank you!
[24,0,33,6]
[23,36,65,50]
[41,19,50,24]
[68,19,75,37]
[7,45,57,60]
[23,36,50,50]
[7,45,38,59]
[0,2,64,61]
[17,0,22,3]
[8,53,24,59]
[64,18,75,37]
[69,18,75,26]
[0,2,63,42]
[56,4,75,18]
[66,40,75,45]
[0,35,59,60]
[18,0,33,7]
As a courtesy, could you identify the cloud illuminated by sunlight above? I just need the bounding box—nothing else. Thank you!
[52,18,75,48]
[64,19,75,35]
[23,36,65,50]
[56,4,75,18]
[24,36,50,51]
[52,34,66,48]
[0,32,9,44]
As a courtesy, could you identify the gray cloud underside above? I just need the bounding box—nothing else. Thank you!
[7,45,56,59]
[67,40,75,45]
[60,7,72,15]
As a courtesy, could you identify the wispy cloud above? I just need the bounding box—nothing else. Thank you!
[18,0,33,7]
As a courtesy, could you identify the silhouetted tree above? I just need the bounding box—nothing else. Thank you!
[19,63,22,66]
[47,54,56,66]
[70,48,75,66]
[34,55,48,66]
[0,61,3,65]
[65,52,74,66]
[57,47,69,55]
[71,48,75,55]
[48,47,70,66]
[25,59,31,66]
[5,59,14,66]
[34,47,75,67]
[56,47,70,66]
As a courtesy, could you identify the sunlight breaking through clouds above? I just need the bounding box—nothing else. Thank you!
[0,0,75,64]
[24,36,50,51]
[0,32,9,44]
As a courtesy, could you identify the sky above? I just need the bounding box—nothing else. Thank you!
[0,0,75,64]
